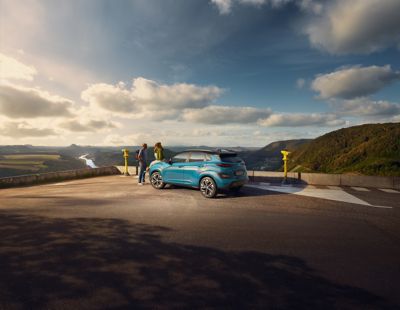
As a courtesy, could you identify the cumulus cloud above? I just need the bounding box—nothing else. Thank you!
[337,98,400,118]
[81,77,223,119]
[0,83,74,118]
[182,105,271,124]
[59,119,118,132]
[305,0,400,54]
[211,0,321,14]
[0,121,56,138]
[81,83,136,113]
[298,0,322,14]
[0,53,37,81]
[311,65,400,99]
[211,0,233,14]
[258,113,345,127]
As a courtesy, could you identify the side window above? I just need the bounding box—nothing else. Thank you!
[172,152,189,163]
[189,152,206,162]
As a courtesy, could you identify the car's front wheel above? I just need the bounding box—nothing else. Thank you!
[150,171,165,189]
[200,177,217,198]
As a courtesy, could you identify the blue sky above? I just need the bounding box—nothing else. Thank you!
[0,0,399,146]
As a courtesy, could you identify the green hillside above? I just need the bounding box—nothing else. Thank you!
[288,123,400,176]
[242,139,311,171]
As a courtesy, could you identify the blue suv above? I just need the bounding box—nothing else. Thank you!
[149,149,249,198]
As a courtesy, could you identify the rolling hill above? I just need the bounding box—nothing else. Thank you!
[288,123,400,176]
[241,139,311,171]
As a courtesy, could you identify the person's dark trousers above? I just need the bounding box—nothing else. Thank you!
[138,161,147,183]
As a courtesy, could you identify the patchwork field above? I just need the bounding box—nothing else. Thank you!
[0,153,86,178]
[0,154,60,170]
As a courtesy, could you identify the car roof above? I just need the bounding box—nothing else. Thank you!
[177,149,237,155]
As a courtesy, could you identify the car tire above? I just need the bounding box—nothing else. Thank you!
[200,176,217,198]
[150,171,165,189]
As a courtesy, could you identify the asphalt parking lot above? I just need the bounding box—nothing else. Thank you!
[0,175,399,309]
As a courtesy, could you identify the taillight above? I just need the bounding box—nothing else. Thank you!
[217,163,232,168]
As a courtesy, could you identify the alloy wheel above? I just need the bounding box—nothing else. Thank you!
[151,172,165,189]
[200,177,217,198]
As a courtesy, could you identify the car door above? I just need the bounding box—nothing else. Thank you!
[162,152,189,184]
[182,152,207,186]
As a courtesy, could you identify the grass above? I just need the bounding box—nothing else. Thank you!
[0,153,86,178]
[289,123,400,176]
[0,164,41,171]
[3,154,60,160]
[0,154,59,171]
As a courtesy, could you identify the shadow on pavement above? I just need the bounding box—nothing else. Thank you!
[163,184,297,199]
[0,211,395,309]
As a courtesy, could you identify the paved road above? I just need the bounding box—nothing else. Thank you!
[0,175,399,309]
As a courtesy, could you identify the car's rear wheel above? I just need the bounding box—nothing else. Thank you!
[151,171,165,189]
[200,177,217,198]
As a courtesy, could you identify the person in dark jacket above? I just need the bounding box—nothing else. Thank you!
[138,143,147,185]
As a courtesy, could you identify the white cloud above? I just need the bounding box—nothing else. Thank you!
[58,119,118,132]
[0,53,37,81]
[305,0,400,54]
[0,121,56,138]
[211,0,322,14]
[81,83,136,114]
[0,83,74,118]
[211,0,233,14]
[311,65,400,99]
[338,98,400,118]
[81,77,223,119]
[258,113,345,127]
[298,0,322,14]
[182,105,271,124]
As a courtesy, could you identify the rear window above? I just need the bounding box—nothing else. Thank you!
[219,154,243,163]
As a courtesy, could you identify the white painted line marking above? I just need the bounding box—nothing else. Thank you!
[370,205,394,209]
[327,186,342,190]
[379,188,400,194]
[246,184,392,209]
[351,187,370,192]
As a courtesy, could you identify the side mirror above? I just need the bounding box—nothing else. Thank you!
[168,158,172,165]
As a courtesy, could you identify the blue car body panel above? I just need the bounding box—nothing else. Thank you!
[149,151,249,190]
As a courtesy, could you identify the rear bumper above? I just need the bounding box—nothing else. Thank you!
[216,176,248,189]
[228,180,247,189]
